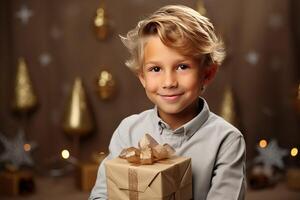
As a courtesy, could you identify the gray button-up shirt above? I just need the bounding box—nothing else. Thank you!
[90,98,246,200]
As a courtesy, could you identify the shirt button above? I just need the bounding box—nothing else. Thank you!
[158,121,167,129]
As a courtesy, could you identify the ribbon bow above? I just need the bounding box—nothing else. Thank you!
[119,133,175,165]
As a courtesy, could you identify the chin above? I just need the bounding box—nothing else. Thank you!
[157,105,186,115]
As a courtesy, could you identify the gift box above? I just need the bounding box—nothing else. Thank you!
[105,156,192,200]
[0,170,35,196]
[76,152,106,191]
[76,162,100,191]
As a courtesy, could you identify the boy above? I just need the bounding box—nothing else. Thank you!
[90,5,246,200]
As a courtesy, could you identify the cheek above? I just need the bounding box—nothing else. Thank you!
[143,77,158,92]
[183,77,203,95]
[191,83,202,95]
[183,75,201,88]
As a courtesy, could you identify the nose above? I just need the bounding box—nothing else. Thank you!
[162,71,178,89]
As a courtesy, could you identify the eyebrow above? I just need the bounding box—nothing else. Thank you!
[143,61,161,66]
[144,59,192,66]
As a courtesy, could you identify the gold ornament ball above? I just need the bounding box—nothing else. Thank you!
[96,70,116,100]
[94,7,110,40]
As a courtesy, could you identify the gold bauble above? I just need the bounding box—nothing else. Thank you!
[96,70,115,100]
[12,57,38,113]
[220,85,237,126]
[196,0,207,16]
[94,6,110,40]
[63,77,94,136]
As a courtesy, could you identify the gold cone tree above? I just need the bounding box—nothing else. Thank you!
[63,77,94,136]
[220,85,237,126]
[12,57,38,113]
[62,77,95,157]
[196,0,207,16]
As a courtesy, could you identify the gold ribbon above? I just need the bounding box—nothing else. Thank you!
[128,168,138,200]
[119,134,175,165]
[127,159,183,200]
[170,191,181,200]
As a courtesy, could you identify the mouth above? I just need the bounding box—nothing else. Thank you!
[159,93,183,101]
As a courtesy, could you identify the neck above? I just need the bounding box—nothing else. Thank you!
[158,100,201,130]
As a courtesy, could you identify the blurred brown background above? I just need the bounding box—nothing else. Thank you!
[0,0,299,170]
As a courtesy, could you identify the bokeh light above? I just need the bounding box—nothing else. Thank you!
[23,143,31,152]
[290,147,298,157]
[61,149,70,159]
[259,139,268,148]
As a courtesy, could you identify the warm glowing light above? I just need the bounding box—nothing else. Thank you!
[259,139,268,148]
[61,149,70,159]
[291,147,298,157]
[23,143,31,151]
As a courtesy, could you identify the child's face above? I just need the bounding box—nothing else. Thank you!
[139,36,207,119]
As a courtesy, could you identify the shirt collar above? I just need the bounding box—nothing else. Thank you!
[151,97,210,138]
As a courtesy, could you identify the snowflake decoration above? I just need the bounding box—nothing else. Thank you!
[65,4,80,18]
[254,139,288,169]
[261,107,274,117]
[270,57,281,72]
[39,53,52,67]
[62,83,71,95]
[268,14,283,29]
[245,51,259,65]
[0,129,37,168]
[15,5,34,25]
[131,0,146,5]
[50,26,63,40]
[50,109,60,125]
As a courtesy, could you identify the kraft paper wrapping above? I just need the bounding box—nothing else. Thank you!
[105,156,192,200]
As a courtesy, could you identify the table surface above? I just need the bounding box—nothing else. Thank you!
[1,175,299,200]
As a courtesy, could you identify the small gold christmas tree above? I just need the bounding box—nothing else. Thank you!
[62,77,95,157]
[12,57,38,113]
[196,0,207,16]
[220,85,237,126]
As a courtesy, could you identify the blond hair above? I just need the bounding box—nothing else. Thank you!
[121,5,225,74]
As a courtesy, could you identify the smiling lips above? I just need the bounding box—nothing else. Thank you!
[159,93,183,101]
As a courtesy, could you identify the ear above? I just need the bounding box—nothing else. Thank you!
[202,64,218,85]
[138,72,146,88]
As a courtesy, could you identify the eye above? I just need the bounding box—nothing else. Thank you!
[149,66,161,72]
[177,64,189,70]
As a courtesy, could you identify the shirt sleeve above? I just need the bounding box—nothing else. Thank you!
[206,134,246,200]
[89,122,128,200]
